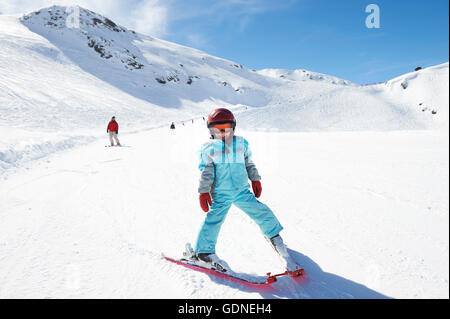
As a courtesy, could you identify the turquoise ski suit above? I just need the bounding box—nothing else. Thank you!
[194,135,283,254]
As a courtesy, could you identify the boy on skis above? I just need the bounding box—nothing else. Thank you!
[107,116,121,146]
[190,108,300,274]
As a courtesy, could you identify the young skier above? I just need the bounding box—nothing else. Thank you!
[107,116,121,146]
[188,108,300,274]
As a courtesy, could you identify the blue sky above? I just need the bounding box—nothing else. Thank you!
[161,0,449,84]
[1,0,448,84]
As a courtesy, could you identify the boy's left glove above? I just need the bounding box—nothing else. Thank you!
[251,180,262,198]
[199,193,212,212]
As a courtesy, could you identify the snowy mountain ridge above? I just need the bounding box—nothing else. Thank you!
[1,5,447,131]
[257,67,356,86]
[384,62,449,127]
[21,6,144,71]
[0,6,448,173]
[18,5,275,108]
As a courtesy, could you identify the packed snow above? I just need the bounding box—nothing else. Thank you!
[0,6,448,299]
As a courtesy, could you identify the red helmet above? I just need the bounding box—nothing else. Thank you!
[207,108,236,129]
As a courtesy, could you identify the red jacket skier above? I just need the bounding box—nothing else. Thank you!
[107,116,121,146]
[107,119,119,133]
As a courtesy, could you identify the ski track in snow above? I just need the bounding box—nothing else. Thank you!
[0,121,448,298]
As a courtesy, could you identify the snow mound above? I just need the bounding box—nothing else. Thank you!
[0,127,96,177]
[257,68,356,86]
[384,62,449,130]
[239,63,449,132]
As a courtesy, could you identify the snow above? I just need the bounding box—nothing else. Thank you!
[384,63,449,130]
[1,123,447,298]
[0,6,448,299]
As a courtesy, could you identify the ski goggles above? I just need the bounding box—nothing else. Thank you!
[211,123,233,134]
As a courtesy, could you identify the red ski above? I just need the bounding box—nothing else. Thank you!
[164,256,304,290]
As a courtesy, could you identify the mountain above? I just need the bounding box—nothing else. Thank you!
[0,5,448,171]
[1,5,446,130]
[8,5,276,126]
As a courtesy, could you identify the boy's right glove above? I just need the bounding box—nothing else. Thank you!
[199,193,212,212]
[252,180,262,198]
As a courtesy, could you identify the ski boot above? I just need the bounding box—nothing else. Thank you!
[196,252,231,273]
[269,234,304,277]
[183,243,231,273]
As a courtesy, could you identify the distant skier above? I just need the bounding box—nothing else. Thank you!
[189,108,300,273]
[170,122,175,130]
[107,116,121,146]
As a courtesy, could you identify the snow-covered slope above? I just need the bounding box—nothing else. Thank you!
[384,63,449,129]
[16,5,274,116]
[239,63,448,132]
[0,121,447,298]
[257,68,355,86]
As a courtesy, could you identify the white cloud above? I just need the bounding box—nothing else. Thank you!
[129,0,171,37]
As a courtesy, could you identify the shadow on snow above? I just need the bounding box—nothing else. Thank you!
[204,248,391,299]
